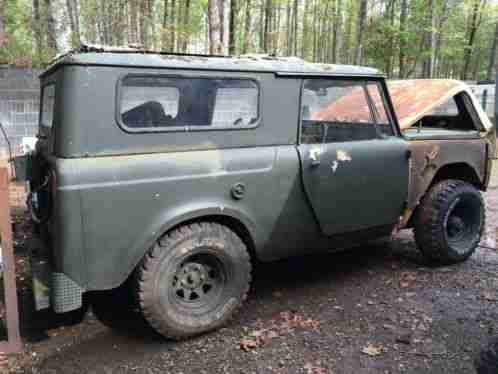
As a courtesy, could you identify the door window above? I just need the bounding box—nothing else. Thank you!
[366,82,394,136]
[301,79,392,144]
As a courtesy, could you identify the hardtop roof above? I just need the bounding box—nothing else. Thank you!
[40,44,383,78]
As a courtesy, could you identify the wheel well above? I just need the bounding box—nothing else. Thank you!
[169,215,258,262]
[406,162,483,228]
[430,163,483,190]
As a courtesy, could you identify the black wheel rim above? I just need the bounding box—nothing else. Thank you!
[170,252,227,310]
[444,194,482,254]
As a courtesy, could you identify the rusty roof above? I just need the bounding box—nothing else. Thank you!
[41,44,382,77]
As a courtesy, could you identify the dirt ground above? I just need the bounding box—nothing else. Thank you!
[4,162,498,374]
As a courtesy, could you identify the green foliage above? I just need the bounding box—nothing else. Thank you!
[0,0,38,66]
[0,0,496,78]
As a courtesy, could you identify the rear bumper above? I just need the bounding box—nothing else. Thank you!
[29,236,84,313]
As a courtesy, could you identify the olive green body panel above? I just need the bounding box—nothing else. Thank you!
[54,146,325,290]
[53,67,300,158]
[298,138,409,235]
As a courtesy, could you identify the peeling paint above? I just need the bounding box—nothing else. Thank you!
[309,147,322,162]
[337,150,352,162]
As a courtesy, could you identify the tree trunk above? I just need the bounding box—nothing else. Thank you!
[461,0,486,80]
[433,0,449,77]
[139,0,149,48]
[385,0,395,77]
[229,0,237,54]
[398,0,407,77]
[285,1,291,55]
[162,0,169,50]
[182,0,191,52]
[33,0,43,62]
[342,1,353,64]
[312,0,317,61]
[0,0,6,50]
[45,0,57,54]
[421,0,434,77]
[66,0,81,46]
[208,0,222,54]
[332,0,342,63]
[221,0,230,54]
[170,0,176,51]
[487,21,498,81]
[293,0,298,56]
[148,0,156,49]
[129,0,139,44]
[263,0,270,52]
[99,0,109,45]
[242,0,251,53]
[301,0,309,58]
[274,1,280,55]
[355,0,367,65]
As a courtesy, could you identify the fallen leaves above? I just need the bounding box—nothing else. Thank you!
[240,311,320,351]
[483,291,497,301]
[304,361,327,374]
[399,272,418,288]
[361,343,387,356]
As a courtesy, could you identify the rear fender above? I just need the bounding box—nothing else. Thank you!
[109,203,261,290]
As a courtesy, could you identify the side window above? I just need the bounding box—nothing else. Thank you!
[301,79,391,144]
[40,84,55,128]
[119,76,259,130]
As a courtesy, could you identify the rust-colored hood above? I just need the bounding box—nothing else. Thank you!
[387,79,463,130]
[388,79,493,132]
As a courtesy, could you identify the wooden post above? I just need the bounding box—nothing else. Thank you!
[0,168,22,354]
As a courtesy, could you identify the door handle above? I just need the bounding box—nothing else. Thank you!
[310,159,321,167]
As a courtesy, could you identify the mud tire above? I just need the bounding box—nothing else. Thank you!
[414,179,484,264]
[137,222,251,340]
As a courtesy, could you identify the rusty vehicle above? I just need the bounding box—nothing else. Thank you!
[25,45,496,340]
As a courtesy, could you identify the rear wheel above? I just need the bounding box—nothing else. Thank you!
[137,222,251,340]
[414,179,484,264]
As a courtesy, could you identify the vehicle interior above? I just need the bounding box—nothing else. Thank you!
[404,92,482,137]
[121,78,258,129]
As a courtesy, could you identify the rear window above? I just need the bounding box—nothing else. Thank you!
[119,76,259,131]
[40,84,55,128]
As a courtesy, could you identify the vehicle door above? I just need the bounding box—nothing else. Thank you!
[298,78,409,236]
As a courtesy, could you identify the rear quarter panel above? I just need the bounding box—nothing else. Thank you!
[60,146,310,290]
[406,138,487,212]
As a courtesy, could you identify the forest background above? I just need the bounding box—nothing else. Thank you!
[0,0,497,80]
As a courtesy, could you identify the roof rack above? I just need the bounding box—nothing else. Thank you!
[51,43,307,65]
[77,43,232,59]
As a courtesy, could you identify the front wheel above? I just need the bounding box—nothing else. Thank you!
[414,179,485,264]
[137,222,251,340]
